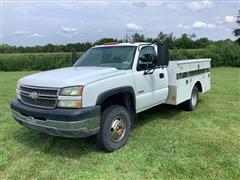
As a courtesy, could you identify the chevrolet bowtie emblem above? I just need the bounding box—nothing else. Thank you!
[29,92,38,100]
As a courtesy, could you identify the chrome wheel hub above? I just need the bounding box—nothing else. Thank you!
[110,116,126,142]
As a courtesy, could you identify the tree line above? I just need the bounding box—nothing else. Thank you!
[0,31,239,54]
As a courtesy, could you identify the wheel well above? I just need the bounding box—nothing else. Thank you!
[101,92,134,112]
[100,92,137,126]
[195,81,203,92]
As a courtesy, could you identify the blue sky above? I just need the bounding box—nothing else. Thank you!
[1,0,239,46]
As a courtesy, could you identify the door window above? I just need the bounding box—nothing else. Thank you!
[137,46,157,71]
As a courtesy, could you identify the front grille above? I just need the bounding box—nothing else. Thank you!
[20,86,58,96]
[19,85,59,109]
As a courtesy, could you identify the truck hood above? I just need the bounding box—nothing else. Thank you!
[20,67,125,88]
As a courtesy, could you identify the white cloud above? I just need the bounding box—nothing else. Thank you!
[14,30,30,36]
[178,16,234,30]
[132,2,148,8]
[224,16,236,23]
[214,16,237,25]
[207,24,216,28]
[192,21,216,29]
[59,26,79,37]
[14,31,45,37]
[126,23,143,32]
[178,21,217,30]
[193,22,208,29]
[185,0,214,11]
[177,24,191,29]
[177,24,183,28]
[61,26,78,33]
[56,1,110,10]
[29,33,45,37]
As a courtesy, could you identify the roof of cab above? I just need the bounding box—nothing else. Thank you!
[93,42,152,48]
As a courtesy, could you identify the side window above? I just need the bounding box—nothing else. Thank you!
[137,46,157,71]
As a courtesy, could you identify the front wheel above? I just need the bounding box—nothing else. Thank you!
[96,105,131,152]
[182,86,199,111]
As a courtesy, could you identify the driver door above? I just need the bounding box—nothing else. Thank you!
[133,46,158,112]
[133,46,168,112]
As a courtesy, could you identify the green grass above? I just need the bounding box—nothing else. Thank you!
[0,68,239,179]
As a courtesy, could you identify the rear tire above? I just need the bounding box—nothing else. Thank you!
[96,105,131,152]
[182,86,199,111]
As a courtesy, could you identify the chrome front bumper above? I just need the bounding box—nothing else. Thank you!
[11,100,101,138]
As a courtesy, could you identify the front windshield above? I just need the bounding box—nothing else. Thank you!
[74,46,136,70]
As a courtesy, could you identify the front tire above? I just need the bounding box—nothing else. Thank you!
[182,86,199,111]
[96,105,131,152]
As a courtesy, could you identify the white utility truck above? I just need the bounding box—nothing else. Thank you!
[11,43,211,152]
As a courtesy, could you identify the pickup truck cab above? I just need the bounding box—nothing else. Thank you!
[11,42,211,152]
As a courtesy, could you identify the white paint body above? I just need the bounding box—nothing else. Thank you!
[166,59,211,105]
[18,43,211,113]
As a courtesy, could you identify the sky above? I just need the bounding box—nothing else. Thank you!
[1,0,239,46]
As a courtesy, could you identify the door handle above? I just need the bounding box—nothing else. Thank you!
[159,73,164,78]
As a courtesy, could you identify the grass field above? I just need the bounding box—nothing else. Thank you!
[0,68,239,179]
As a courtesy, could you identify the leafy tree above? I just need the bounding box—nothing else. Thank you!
[94,38,118,45]
[0,31,238,53]
[132,33,145,42]
[152,32,176,49]
[153,32,168,45]
[146,37,153,42]
[233,10,240,44]
[194,37,212,48]
[175,33,195,49]
[42,44,54,52]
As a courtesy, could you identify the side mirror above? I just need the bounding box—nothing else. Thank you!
[157,44,169,67]
[72,48,77,65]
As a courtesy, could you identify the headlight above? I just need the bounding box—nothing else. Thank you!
[58,86,83,108]
[16,80,21,90]
[57,100,82,108]
[60,86,84,96]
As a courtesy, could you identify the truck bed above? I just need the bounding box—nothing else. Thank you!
[165,59,211,105]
